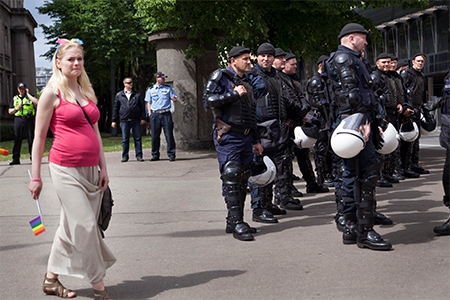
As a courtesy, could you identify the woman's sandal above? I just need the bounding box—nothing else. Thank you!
[93,288,113,300]
[43,274,77,298]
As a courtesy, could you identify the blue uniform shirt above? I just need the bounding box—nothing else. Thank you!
[145,84,178,111]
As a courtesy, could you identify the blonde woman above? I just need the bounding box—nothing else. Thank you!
[29,38,116,299]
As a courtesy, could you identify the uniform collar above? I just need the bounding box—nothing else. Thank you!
[337,45,361,58]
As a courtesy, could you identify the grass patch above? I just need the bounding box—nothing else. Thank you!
[0,133,152,162]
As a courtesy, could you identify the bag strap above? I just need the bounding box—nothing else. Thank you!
[56,90,93,127]
[76,99,93,128]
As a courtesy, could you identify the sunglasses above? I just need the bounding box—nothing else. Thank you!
[125,81,133,84]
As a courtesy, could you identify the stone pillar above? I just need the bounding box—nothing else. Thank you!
[148,30,217,150]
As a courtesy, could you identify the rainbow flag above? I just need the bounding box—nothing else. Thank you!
[29,215,45,236]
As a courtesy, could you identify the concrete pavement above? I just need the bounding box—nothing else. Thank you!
[0,133,449,299]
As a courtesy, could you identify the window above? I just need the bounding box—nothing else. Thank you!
[423,15,436,54]
[436,10,449,52]
[397,24,408,60]
[387,27,397,54]
[410,19,422,56]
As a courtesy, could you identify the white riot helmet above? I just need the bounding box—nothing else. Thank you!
[376,123,399,154]
[419,112,436,136]
[331,113,366,159]
[398,121,419,142]
[248,156,276,187]
[293,126,317,148]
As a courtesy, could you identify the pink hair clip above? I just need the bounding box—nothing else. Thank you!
[56,38,84,50]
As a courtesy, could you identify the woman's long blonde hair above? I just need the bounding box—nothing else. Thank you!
[48,39,98,104]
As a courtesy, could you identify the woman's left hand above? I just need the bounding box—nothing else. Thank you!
[98,169,109,193]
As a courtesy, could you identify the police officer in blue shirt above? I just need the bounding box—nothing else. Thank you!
[145,72,178,161]
[203,46,263,241]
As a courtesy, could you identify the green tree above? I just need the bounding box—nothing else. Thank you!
[135,0,429,61]
[38,0,155,130]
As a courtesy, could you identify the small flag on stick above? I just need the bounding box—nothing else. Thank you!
[29,215,45,236]
[28,170,45,236]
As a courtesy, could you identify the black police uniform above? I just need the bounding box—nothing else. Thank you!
[306,71,335,188]
[248,63,304,223]
[400,65,430,175]
[279,71,329,194]
[203,65,259,241]
[326,42,392,250]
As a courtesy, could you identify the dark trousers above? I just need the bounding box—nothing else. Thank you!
[12,117,34,162]
[150,111,176,158]
[294,147,316,186]
[249,149,282,209]
[120,119,143,160]
[341,133,379,215]
[444,148,450,201]
[213,130,253,195]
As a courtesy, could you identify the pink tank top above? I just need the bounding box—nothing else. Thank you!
[48,97,101,167]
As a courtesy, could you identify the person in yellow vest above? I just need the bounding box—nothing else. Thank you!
[8,82,38,165]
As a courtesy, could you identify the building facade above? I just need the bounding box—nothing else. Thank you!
[360,0,449,96]
[0,0,37,122]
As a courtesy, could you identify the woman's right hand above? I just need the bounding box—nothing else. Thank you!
[29,181,43,200]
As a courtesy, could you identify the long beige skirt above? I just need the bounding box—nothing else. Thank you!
[47,163,116,284]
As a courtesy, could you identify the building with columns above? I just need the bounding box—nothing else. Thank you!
[359,0,449,96]
[0,0,37,122]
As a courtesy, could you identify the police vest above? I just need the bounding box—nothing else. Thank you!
[222,70,257,129]
[13,95,35,117]
[253,69,286,122]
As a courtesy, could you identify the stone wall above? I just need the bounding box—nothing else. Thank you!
[149,30,217,150]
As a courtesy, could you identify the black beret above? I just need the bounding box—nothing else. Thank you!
[228,46,250,60]
[396,59,409,70]
[316,55,329,65]
[338,23,368,39]
[390,54,398,61]
[412,53,426,60]
[257,42,275,56]
[285,53,296,61]
[376,53,392,60]
[274,48,287,57]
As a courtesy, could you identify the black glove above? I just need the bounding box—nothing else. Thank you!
[376,115,388,131]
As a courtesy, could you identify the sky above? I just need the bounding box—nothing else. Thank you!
[24,0,52,69]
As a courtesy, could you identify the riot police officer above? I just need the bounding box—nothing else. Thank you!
[8,82,38,165]
[306,55,335,188]
[248,42,306,225]
[425,70,450,235]
[400,54,430,175]
[325,23,392,250]
[203,46,263,241]
[279,53,329,195]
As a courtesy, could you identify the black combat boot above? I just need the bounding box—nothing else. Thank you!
[291,185,303,197]
[226,187,257,234]
[355,166,392,250]
[335,199,345,232]
[279,194,303,210]
[252,208,278,223]
[226,208,254,241]
[342,215,357,245]
[401,143,420,178]
[356,195,392,250]
[433,218,450,236]
[356,229,392,250]
[252,185,279,223]
[263,185,286,215]
[306,182,330,193]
